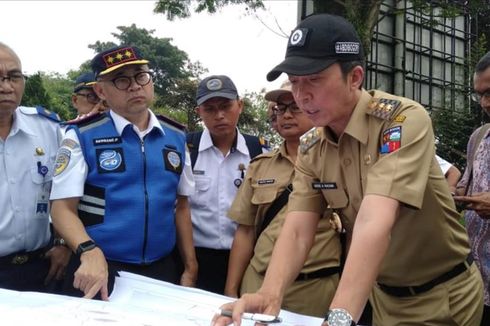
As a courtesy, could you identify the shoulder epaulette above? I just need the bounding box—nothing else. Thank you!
[300,127,321,154]
[366,98,402,120]
[61,112,106,127]
[19,106,60,122]
[250,148,278,163]
[157,115,186,134]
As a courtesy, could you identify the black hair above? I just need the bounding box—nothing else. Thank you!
[475,51,490,74]
[338,60,365,88]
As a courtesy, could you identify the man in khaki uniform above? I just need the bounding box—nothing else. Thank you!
[213,13,483,326]
[224,82,341,317]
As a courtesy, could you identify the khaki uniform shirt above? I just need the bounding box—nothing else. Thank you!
[289,89,470,286]
[228,142,341,275]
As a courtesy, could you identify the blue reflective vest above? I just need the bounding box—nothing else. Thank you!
[71,113,185,264]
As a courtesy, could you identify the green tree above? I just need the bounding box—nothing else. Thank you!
[154,0,265,20]
[89,24,203,126]
[89,24,193,100]
[239,90,281,148]
[22,73,52,110]
[42,72,75,121]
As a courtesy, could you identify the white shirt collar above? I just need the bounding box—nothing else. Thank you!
[11,108,36,137]
[110,109,164,138]
[200,127,249,156]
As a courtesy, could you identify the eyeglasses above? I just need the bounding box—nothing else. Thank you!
[0,73,26,84]
[273,102,302,115]
[76,92,100,105]
[471,90,490,103]
[103,71,154,91]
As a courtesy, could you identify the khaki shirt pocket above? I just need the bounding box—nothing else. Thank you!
[320,188,349,209]
[251,185,278,205]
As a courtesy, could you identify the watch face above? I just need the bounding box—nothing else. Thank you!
[327,309,353,326]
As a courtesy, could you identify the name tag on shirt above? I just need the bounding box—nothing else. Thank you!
[312,182,337,190]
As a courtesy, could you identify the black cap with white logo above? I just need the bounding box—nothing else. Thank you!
[267,13,364,81]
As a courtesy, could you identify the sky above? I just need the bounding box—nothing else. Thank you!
[0,0,298,94]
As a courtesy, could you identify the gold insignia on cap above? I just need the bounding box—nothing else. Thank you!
[107,56,115,64]
[124,50,133,58]
[35,147,45,156]
[116,53,123,60]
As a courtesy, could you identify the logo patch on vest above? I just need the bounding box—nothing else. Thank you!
[380,126,402,154]
[93,137,122,146]
[163,148,182,174]
[96,148,125,173]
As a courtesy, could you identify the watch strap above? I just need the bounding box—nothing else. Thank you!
[75,240,97,255]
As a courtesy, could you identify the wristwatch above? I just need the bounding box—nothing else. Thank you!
[53,237,67,247]
[325,308,356,326]
[75,240,97,255]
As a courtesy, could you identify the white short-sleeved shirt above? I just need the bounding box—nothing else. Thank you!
[0,107,60,256]
[190,128,266,249]
[436,155,452,175]
[50,110,194,200]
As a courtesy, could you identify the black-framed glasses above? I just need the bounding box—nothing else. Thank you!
[104,71,154,90]
[273,102,302,115]
[471,90,490,103]
[0,73,26,84]
[76,92,100,105]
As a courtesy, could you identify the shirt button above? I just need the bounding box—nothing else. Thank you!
[343,158,352,166]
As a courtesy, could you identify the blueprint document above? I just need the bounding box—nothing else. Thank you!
[0,271,323,325]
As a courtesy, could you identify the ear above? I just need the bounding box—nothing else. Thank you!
[194,106,201,117]
[71,94,78,107]
[237,99,244,114]
[349,65,364,90]
[93,82,106,100]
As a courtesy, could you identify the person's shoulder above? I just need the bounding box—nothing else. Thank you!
[18,106,60,124]
[62,112,108,129]
[366,90,424,122]
[240,132,271,150]
[299,127,322,154]
[156,114,186,135]
[250,147,279,163]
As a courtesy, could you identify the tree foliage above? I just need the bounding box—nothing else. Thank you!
[154,0,264,20]
[87,24,209,128]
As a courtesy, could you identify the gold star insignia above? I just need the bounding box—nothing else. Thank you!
[124,50,133,58]
[116,52,124,61]
[107,56,114,64]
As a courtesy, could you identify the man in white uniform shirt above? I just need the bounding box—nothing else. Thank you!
[50,45,197,300]
[0,42,70,291]
[189,75,267,294]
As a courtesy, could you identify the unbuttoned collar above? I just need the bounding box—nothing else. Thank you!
[110,109,164,136]
[199,128,249,155]
[11,108,36,137]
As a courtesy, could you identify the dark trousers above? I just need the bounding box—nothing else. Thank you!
[62,253,179,299]
[195,247,230,295]
[481,304,490,326]
[0,255,50,292]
